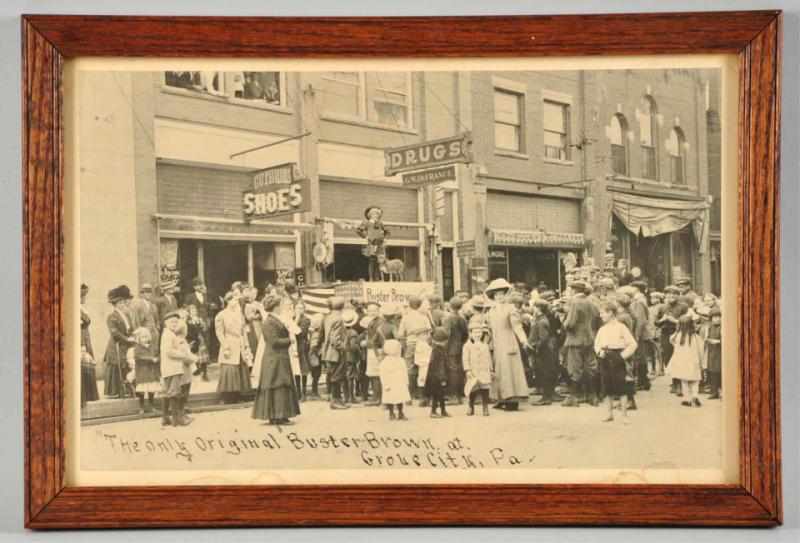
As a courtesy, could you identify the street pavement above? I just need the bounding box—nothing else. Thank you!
[80,376,724,479]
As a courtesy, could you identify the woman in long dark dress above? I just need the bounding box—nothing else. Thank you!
[103,285,136,399]
[80,283,99,406]
[252,295,301,425]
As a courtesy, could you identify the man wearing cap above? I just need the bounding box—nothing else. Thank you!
[356,206,390,282]
[185,277,212,368]
[562,280,600,407]
[129,283,160,359]
[675,277,698,299]
[321,296,348,409]
[629,280,653,392]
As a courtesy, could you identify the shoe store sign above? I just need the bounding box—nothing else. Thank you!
[243,162,310,220]
[385,132,472,176]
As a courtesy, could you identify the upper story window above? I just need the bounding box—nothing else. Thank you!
[494,88,524,152]
[543,99,571,161]
[639,95,659,180]
[320,72,413,129]
[163,71,285,107]
[667,127,687,185]
[609,113,629,176]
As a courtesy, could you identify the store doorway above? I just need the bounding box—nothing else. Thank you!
[441,248,454,301]
[628,234,671,290]
[203,241,248,300]
[508,248,559,293]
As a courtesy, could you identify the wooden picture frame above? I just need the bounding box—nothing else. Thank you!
[23,11,781,528]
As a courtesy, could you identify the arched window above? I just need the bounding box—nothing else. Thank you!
[667,127,687,185]
[609,113,629,176]
[639,95,658,180]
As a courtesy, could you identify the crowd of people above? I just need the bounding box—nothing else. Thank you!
[80,264,723,427]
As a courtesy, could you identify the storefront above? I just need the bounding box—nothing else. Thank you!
[319,178,426,282]
[485,191,584,293]
[155,162,306,299]
[610,191,709,290]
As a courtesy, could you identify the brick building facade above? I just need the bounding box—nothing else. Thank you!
[79,68,719,355]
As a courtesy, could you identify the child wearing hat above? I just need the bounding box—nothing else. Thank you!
[463,316,493,416]
[160,311,198,426]
[424,327,450,418]
[356,206,390,282]
[127,327,161,416]
[379,339,410,420]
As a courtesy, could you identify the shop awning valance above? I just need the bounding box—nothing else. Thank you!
[612,192,709,239]
[488,228,586,249]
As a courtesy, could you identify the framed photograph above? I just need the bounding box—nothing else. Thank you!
[23,11,781,528]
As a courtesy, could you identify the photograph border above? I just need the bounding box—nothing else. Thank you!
[22,11,781,528]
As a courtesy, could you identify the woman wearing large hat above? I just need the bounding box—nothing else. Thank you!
[102,285,135,399]
[484,278,531,410]
[252,294,301,425]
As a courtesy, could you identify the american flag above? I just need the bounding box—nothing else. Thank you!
[300,285,335,315]
[300,282,365,315]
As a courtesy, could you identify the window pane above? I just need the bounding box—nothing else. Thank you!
[370,101,409,128]
[366,72,410,127]
[642,146,657,179]
[366,72,409,95]
[225,72,281,104]
[326,71,360,84]
[494,90,520,125]
[543,101,566,132]
[543,130,564,148]
[495,123,519,151]
[609,115,624,145]
[321,78,361,117]
[667,128,683,157]
[611,144,627,175]
[165,71,202,90]
[671,156,685,185]
[639,113,653,145]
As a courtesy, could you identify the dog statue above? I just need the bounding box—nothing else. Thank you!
[377,255,405,282]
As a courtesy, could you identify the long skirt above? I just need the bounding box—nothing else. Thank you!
[81,364,99,406]
[217,362,253,393]
[252,385,300,421]
[446,354,464,398]
[103,364,126,398]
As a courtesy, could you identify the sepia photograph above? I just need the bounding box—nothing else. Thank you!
[71,59,736,485]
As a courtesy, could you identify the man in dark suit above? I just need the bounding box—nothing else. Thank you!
[562,280,600,407]
[184,277,212,378]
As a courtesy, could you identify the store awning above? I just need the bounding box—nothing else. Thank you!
[488,228,586,249]
[612,192,709,240]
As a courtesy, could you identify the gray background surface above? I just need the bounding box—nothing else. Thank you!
[0,0,796,540]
